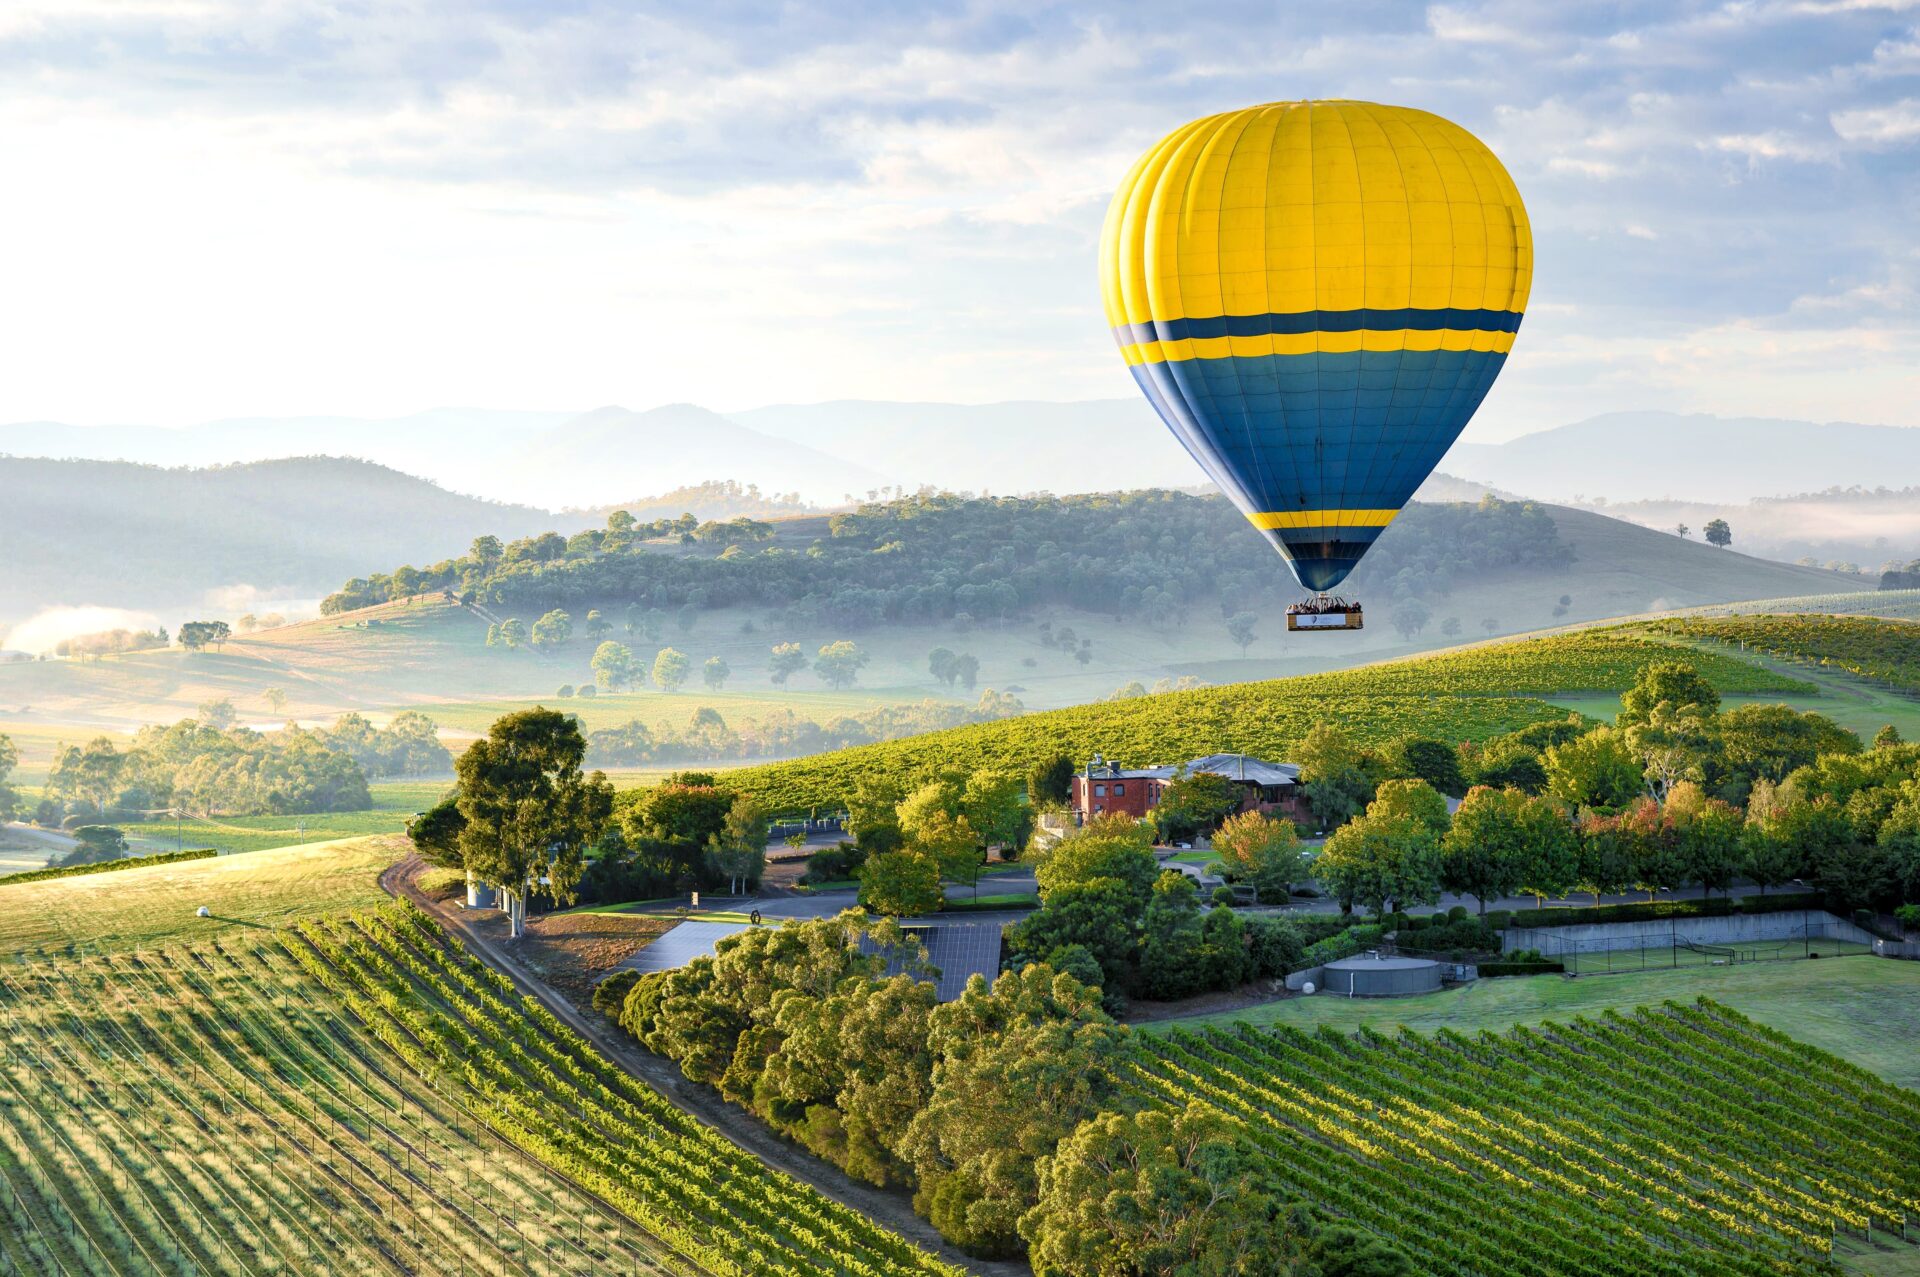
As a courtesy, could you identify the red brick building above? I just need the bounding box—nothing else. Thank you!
[1071,753,1309,825]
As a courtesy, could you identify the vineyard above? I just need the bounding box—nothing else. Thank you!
[1298,630,1809,698]
[0,904,962,1277]
[724,687,1572,813]
[1663,589,1920,622]
[1648,615,1920,694]
[721,630,1801,812]
[1134,999,1920,1277]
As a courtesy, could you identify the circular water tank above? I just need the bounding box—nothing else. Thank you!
[1321,953,1442,998]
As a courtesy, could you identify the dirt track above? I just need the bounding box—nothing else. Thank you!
[379,852,1023,1277]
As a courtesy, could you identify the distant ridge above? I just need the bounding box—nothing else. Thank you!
[0,455,557,624]
[503,404,888,507]
[1442,411,1920,504]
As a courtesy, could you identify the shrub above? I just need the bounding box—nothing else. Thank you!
[1396,916,1500,955]
[591,969,641,1017]
[801,842,867,885]
[1301,924,1385,967]
[1244,916,1306,979]
[1211,885,1237,907]
[1896,903,1920,931]
[1500,893,1822,929]
[0,847,216,886]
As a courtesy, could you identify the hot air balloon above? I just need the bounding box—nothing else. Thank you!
[1100,101,1531,631]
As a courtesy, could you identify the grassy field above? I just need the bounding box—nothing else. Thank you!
[1164,954,1920,1090]
[0,836,397,957]
[1549,641,1920,743]
[110,779,452,856]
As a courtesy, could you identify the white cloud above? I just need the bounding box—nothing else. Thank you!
[1831,99,1920,142]
[0,0,1914,434]
[1710,130,1836,162]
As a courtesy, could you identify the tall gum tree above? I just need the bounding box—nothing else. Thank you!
[455,707,613,938]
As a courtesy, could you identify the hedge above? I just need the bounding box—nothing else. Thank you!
[0,847,218,887]
[1490,892,1825,930]
[1301,923,1386,967]
[1477,959,1565,977]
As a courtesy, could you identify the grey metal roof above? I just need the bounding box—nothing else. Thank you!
[1086,754,1299,785]
[1184,753,1300,785]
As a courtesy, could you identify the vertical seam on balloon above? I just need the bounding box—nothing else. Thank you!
[1354,101,1404,517]
[1408,115,1465,515]
[1160,116,1239,523]
[1305,100,1323,538]
[1211,109,1265,524]
[1337,103,1361,538]
[1254,105,1289,523]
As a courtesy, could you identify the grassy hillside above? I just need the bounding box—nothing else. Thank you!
[0,456,557,626]
[716,628,1814,811]
[0,511,1862,734]
[0,836,398,955]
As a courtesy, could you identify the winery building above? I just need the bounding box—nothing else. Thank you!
[1071,753,1309,824]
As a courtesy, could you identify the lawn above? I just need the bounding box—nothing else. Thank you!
[116,778,451,855]
[1160,954,1920,1090]
[0,835,399,956]
[1546,634,1920,743]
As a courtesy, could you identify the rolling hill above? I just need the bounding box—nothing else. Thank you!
[0,456,558,629]
[0,492,1863,739]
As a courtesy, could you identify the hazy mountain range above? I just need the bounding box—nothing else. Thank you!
[1442,412,1920,505]
[10,403,1919,511]
[0,456,554,633]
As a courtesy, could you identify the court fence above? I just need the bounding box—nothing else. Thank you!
[1526,912,1875,976]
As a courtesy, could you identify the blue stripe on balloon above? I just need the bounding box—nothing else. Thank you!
[1128,346,1508,593]
[1111,307,1523,345]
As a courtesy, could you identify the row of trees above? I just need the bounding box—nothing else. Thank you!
[1304,662,1920,915]
[848,766,1033,915]
[572,639,872,693]
[584,692,1024,769]
[52,626,170,660]
[1006,813,1312,1007]
[322,489,1574,630]
[408,712,775,923]
[39,720,372,823]
[0,734,19,823]
[317,711,453,778]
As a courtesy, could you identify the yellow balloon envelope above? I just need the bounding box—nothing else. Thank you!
[1100,100,1532,591]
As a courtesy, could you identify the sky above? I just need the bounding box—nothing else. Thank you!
[0,1,1916,441]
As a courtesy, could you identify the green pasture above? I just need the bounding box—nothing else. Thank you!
[1546,641,1920,743]
[0,835,398,956]
[1160,954,1920,1090]
[116,779,451,856]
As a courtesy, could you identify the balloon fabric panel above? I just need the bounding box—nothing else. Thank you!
[1100,100,1530,593]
